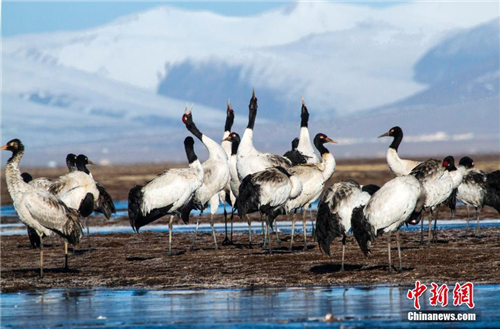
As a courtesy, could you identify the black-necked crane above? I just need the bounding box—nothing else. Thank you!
[316,180,379,271]
[180,105,230,251]
[128,136,204,255]
[283,138,309,166]
[410,157,462,245]
[2,139,83,277]
[378,126,421,176]
[285,133,337,251]
[236,90,292,181]
[351,171,427,273]
[238,166,302,252]
[455,156,500,233]
[296,96,320,164]
[75,154,116,220]
[219,100,236,245]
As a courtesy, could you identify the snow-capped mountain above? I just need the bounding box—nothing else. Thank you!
[1,2,499,166]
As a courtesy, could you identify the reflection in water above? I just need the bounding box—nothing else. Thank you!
[2,285,499,327]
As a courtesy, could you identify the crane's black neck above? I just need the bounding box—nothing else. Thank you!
[76,161,90,175]
[314,137,329,155]
[225,111,234,132]
[301,104,309,128]
[187,121,203,141]
[247,96,257,130]
[184,139,198,164]
[66,154,77,172]
[389,131,403,151]
[231,135,240,155]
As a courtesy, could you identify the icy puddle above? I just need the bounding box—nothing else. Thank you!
[1,285,498,327]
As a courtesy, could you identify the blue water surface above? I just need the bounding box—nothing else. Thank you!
[1,285,498,327]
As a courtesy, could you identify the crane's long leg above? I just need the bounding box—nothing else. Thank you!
[433,207,439,243]
[86,219,92,251]
[40,237,44,279]
[475,207,481,235]
[261,214,267,249]
[190,214,201,250]
[222,202,230,245]
[309,207,316,242]
[302,209,308,251]
[396,230,402,273]
[420,215,424,244]
[230,209,234,243]
[168,215,174,255]
[64,242,68,270]
[466,205,470,230]
[274,221,282,248]
[341,234,346,272]
[289,212,296,250]
[210,213,218,250]
[427,208,434,247]
[267,218,272,254]
[387,231,392,273]
[247,215,252,248]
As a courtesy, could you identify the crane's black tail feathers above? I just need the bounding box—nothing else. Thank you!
[315,201,343,256]
[78,193,94,217]
[486,171,500,214]
[351,206,376,256]
[179,198,195,224]
[361,184,380,196]
[444,188,457,217]
[95,183,116,219]
[53,216,83,246]
[128,185,144,231]
[237,175,260,218]
[283,150,309,166]
[27,227,42,249]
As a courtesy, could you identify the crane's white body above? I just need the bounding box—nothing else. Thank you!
[322,181,372,233]
[5,152,80,239]
[237,128,291,181]
[285,152,336,212]
[297,126,320,164]
[48,171,100,210]
[457,169,487,208]
[140,161,204,216]
[386,148,421,177]
[219,130,236,206]
[195,134,230,214]
[364,176,423,234]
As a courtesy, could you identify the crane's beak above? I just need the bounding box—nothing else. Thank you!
[222,136,231,142]
[378,131,391,138]
[0,144,7,150]
[325,137,338,144]
[88,159,96,165]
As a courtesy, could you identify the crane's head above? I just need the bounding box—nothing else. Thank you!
[182,103,194,125]
[442,156,456,171]
[77,154,95,166]
[66,153,77,167]
[222,132,240,143]
[378,126,402,139]
[315,133,338,145]
[0,139,23,153]
[301,96,309,124]
[249,89,258,113]
[291,137,300,150]
[227,99,234,116]
[459,156,474,169]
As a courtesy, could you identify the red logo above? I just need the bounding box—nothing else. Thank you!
[453,282,475,309]
[429,283,449,307]
[407,282,475,310]
[407,281,427,310]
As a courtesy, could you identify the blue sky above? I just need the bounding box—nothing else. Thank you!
[1,2,286,37]
[1,1,399,37]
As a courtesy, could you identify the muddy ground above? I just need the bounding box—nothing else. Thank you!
[2,155,500,293]
[2,225,500,293]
